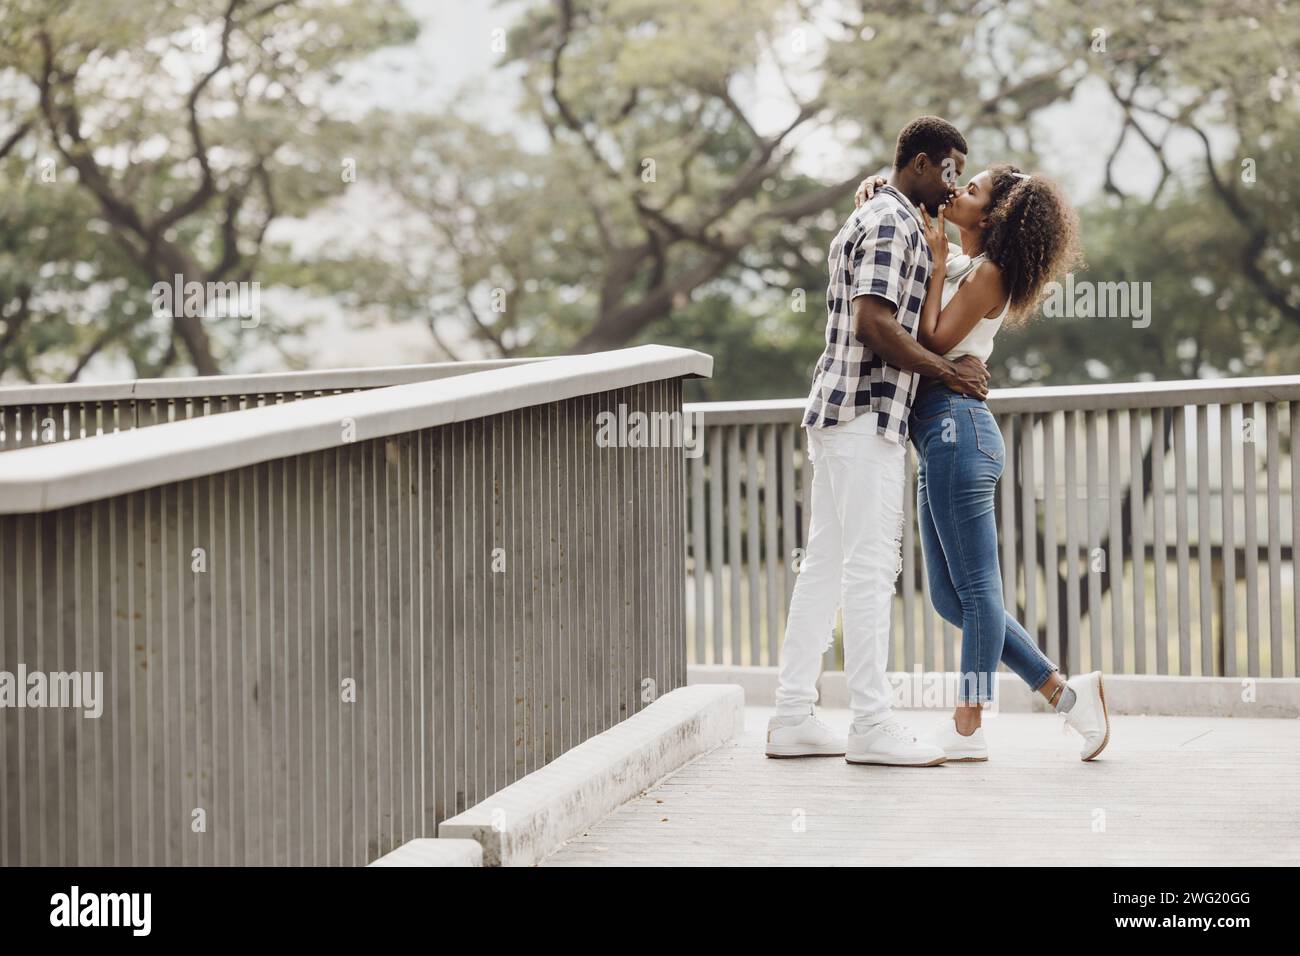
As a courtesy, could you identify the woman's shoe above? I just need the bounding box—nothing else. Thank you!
[1061,671,1110,760]
[927,717,989,762]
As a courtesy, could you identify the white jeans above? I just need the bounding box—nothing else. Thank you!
[774,414,906,723]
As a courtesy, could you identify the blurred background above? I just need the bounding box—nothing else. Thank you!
[1,0,1297,399]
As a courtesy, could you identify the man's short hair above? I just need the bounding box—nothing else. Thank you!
[893,116,968,170]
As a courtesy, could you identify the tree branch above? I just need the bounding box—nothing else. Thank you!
[0,120,31,162]
[151,0,244,237]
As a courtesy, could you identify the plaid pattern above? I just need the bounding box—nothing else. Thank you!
[803,185,932,445]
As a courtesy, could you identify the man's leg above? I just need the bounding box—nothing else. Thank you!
[767,428,849,757]
[830,429,945,766]
[828,430,904,722]
[773,428,843,715]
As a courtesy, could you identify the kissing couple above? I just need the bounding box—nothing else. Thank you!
[766,116,1109,766]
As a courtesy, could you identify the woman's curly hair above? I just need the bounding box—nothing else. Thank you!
[980,164,1082,323]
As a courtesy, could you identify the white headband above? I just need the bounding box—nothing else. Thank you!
[1012,172,1032,181]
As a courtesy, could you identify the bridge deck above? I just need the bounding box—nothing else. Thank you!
[542,707,1300,866]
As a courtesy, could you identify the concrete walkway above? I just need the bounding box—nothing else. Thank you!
[542,707,1300,866]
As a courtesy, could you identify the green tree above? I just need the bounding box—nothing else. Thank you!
[359,0,1299,394]
[4,0,1298,388]
[0,0,418,378]
[358,0,1072,363]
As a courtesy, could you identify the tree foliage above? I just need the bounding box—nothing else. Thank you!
[1,0,1298,391]
[0,0,417,377]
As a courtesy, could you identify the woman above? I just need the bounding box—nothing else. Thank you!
[856,166,1108,761]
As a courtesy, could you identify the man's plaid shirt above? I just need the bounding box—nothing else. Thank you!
[803,185,932,445]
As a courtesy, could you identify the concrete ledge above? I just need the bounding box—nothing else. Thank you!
[438,684,745,866]
[368,838,484,867]
[0,359,550,407]
[688,665,1300,718]
[0,344,713,514]
[685,375,1300,422]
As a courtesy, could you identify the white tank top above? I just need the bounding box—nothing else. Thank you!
[940,252,1009,363]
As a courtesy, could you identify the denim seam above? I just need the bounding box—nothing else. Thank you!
[912,399,953,424]
[917,449,966,633]
[1007,624,1057,691]
[1029,666,1057,693]
[969,407,1001,463]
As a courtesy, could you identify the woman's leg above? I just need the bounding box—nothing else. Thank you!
[923,436,1006,718]
[923,405,1079,729]
[916,409,1068,730]
[1000,610,1058,695]
[922,479,1057,698]
[916,464,965,627]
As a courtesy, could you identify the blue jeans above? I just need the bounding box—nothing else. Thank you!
[909,382,1058,702]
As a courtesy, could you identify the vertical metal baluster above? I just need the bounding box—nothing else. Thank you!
[999,415,1016,622]
[1020,413,1038,645]
[726,426,743,665]
[1196,405,1213,675]
[1173,405,1191,674]
[1107,409,1125,672]
[763,424,780,668]
[690,427,706,665]
[1265,404,1283,676]
[1219,405,1237,677]
[1291,402,1300,675]
[1063,410,1081,676]
[1042,411,1060,666]
[1085,411,1102,671]
[1129,410,1147,674]
[1151,407,1169,675]
[1242,402,1260,677]
[708,428,725,665]
[745,425,761,666]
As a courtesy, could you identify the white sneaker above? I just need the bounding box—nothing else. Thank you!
[1061,671,1110,761]
[845,718,946,767]
[927,717,989,762]
[765,709,846,758]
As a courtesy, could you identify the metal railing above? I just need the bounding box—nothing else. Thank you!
[0,346,708,866]
[684,377,1300,679]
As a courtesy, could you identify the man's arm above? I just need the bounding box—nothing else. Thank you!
[852,294,989,399]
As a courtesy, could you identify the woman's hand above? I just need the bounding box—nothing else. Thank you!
[854,175,888,208]
[920,204,949,267]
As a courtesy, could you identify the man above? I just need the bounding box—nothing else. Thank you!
[766,116,989,766]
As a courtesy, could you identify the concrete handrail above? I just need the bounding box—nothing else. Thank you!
[0,345,712,513]
[685,374,1300,424]
[0,357,553,406]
